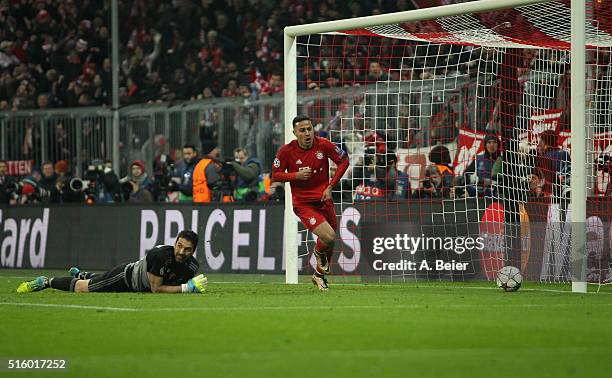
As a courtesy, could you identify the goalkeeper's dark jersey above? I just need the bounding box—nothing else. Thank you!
[125,245,199,292]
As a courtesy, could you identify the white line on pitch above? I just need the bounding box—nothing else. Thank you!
[210,281,612,295]
[147,302,612,312]
[331,283,612,295]
[2,302,612,313]
[0,302,137,312]
[0,276,43,279]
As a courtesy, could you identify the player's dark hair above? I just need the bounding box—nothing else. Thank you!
[177,230,198,249]
[292,115,311,128]
[183,144,197,152]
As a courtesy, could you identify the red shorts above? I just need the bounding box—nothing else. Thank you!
[293,200,337,232]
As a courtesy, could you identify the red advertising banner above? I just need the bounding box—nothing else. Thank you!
[5,160,34,176]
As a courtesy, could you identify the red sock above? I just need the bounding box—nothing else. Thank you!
[316,239,334,259]
[316,239,331,254]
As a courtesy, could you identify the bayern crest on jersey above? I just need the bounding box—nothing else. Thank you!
[273,158,280,168]
[309,217,317,225]
[316,151,324,160]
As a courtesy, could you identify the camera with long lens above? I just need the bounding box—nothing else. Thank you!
[69,177,90,192]
[210,157,236,202]
[3,180,22,202]
[120,180,134,201]
[70,162,106,203]
[10,178,51,202]
[221,157,237,177]
[4,180,19,196]
[152,154,177,201]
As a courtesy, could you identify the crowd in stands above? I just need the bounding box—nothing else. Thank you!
[0,0,425,111]
[0,141,283,205]
[0,0,576,208]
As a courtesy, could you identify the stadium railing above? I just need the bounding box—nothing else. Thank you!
[1,78,481,177]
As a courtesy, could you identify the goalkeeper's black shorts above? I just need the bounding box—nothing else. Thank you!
[87,263,131,292]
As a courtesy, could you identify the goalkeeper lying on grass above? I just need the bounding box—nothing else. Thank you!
[17,230,207,294]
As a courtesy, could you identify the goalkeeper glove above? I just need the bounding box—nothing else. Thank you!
[182,274,208,293]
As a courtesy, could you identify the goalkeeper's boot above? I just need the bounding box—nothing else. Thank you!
[16,276,49,293]
[314,249,330,274]
[311,274,329,292]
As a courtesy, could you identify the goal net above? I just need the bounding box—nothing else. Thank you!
[284,0,612,286]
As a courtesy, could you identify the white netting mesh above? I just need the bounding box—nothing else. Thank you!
[292,0,612,284]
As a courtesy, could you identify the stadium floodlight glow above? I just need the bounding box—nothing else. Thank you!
[284,0,600,292]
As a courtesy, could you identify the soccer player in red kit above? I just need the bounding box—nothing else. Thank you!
[272,115,350,291]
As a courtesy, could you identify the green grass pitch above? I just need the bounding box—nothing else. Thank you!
[1,270,611,378]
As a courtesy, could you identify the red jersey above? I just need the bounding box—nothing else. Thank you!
[272,136,349,204]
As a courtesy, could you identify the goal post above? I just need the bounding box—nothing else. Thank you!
[570,0,587,293]
[283,0,600,292]
[284,32,299,284]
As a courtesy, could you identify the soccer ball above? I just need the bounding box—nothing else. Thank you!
[496,266,522,292]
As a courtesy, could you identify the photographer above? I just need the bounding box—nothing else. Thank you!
[353,146,409,201]
[0,160,18,205]
[120,160,154,203]
[429,145,455,179]
[193,143,227,203]
[19,180,40,204]
[16,175,52,205]
[70,160,121,203]
[226,147,261,202]
[171,144,200,202]
[92,160,121,203]
[39,161,58,194]
[414,164,454,199]
[152,152,176,202]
